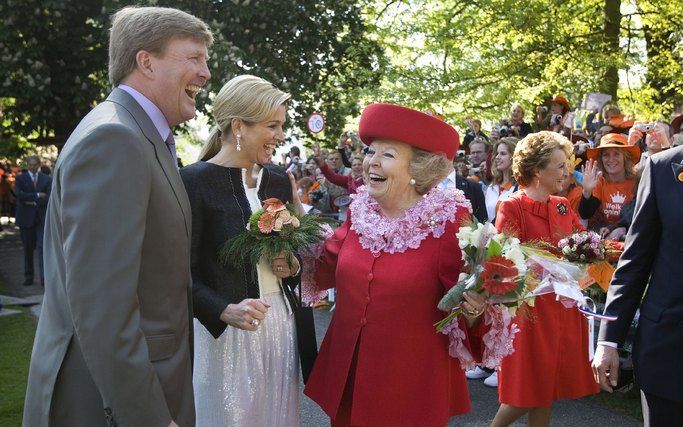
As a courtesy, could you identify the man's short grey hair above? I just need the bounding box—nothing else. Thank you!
[108,6,213,86]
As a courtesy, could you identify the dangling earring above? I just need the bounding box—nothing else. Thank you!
[409,178,416,185]
[535,178,540,189]
[236,134,242,151]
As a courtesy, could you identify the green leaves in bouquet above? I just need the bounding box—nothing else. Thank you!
[485,238,503,259]
[218,212,334,278]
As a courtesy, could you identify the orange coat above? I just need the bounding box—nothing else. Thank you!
[495,192,599,407]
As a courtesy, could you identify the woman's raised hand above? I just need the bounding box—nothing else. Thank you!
[312,143,325,165]
[581,159,602,197]
[220,299,271,331]
[287,171,306,215]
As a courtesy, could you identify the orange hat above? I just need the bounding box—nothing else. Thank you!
[607,114,635,129]
[587,133,640,163]
[359,103,460,160]
[551,95,570,112]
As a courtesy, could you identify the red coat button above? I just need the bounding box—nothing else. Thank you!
[367,273,374,281]
[366,296,371,303]
[360,317,367,326]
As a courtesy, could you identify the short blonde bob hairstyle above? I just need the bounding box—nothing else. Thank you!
[512,131,572,187]
[199,75,291,161]
[108,6,213,85]
[408,147,453,195]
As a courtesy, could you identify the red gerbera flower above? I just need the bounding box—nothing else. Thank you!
[480,256,519,295]
[257,212,275,234]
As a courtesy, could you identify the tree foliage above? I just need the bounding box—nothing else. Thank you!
[0,0,384,153]
[362,0,682,125]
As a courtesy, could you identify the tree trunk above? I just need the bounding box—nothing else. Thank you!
[602,0,621,98]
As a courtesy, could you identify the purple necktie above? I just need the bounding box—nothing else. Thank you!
[165,133,178,169]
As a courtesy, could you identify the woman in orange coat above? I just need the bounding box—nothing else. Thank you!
[303,103,487,427]
[491,131,599,427]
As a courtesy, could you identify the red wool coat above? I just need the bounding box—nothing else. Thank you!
[304,212,481,427]
[495,192,600,407]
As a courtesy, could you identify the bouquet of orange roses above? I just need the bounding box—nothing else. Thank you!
[219,198,332,274]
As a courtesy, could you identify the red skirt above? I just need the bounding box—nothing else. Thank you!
[498,294,599,407]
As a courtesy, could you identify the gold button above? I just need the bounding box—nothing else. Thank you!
[678,171,683,182]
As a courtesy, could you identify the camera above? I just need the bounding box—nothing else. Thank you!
[539,106,549,113]
[457,150,466,158]
[310,189,325,203]
[633,122,654,133]
[550,114,563,127]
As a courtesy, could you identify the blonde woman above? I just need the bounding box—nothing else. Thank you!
[180,75,302,426]
[508,103,533,138]
[485,137,519,222]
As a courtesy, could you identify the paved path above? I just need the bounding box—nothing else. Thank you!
[1,222,640,426]
[302,309,641,427]
[0,222,44,317]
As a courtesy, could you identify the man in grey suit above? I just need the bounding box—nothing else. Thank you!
[592,145,683,426]
[23,7,212,427]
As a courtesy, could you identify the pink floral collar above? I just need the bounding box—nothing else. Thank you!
[349,185,472,254]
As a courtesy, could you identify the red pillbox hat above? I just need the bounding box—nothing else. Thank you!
[358,103,460,161]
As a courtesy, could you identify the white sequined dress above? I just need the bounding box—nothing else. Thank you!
[193,170,300,427]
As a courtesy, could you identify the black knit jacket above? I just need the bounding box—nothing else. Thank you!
[180,162,300,338]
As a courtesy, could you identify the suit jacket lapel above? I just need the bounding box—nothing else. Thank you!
[105,88,192,238]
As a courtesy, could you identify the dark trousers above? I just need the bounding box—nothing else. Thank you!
[20,225,44,281]
[642,391,683,427]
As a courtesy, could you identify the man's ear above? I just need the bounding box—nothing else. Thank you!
[135,50,155,79]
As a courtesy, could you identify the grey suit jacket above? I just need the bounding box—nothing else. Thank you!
[23,88,195,427]
[598,145,683,402]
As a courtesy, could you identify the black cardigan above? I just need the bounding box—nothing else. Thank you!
[180,162,300,338]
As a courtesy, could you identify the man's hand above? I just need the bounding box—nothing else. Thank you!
[592,344,620,392]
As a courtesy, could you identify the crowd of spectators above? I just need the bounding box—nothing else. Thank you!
[274,98,682,246]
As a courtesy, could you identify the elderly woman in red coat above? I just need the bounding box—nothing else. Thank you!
[303,103,487,427]
[491,131,599,427]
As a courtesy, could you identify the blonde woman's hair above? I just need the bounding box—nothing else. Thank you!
[108,6,213,85]
[492,137,519,185]
[601,104,621,119]
[350,154,364,164]
[512,131,572,186]
[408,148,453,195]
[510,102,524,116]
[199,75,291,161]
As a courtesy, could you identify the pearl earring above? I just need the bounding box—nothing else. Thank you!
[409,178,416,185]
[536,178,540,189]
[236,134,242,151]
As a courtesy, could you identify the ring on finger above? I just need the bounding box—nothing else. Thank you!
[250,319,260,327]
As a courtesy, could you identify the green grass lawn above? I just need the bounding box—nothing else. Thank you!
[0,283,37,426]
[589,387,643,422]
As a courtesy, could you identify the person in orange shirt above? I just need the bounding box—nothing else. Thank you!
[579,133,640,238]
[556,172,583,215]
